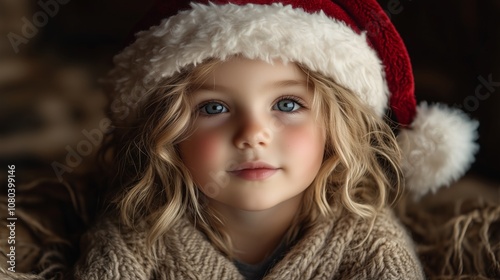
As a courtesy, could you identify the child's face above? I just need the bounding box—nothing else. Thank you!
[179,57,325,211]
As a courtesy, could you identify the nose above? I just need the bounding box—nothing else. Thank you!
[233,114,273,149]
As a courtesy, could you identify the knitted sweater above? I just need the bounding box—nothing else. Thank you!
[73,207,424,280]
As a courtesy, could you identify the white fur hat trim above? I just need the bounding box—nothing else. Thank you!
[109,2,389,117]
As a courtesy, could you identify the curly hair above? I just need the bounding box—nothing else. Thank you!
[100,57,403,259]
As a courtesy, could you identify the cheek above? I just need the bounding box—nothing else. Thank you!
[180,130,229,197]
[282,123,324,164]
[181,130,224,169]
[197,132,222,161]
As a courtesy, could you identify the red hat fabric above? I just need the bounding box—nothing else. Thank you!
[109,0,478,198]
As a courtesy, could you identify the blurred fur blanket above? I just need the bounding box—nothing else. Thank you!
[0,178,95,280]
[395,178,500,279]
[0,176,499,280]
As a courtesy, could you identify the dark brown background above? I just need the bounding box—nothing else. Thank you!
[1,0,499,187]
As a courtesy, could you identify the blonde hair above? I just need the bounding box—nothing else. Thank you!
[102,57,403,259]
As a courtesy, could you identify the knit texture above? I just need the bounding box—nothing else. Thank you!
[73,208,424,279]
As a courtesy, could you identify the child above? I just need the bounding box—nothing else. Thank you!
[74,0,478,279]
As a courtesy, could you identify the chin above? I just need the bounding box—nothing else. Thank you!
[229,192,300,212]
[232,199,280,212]
[216,192,281,212]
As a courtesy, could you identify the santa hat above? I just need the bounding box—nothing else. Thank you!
[108,0,479,199]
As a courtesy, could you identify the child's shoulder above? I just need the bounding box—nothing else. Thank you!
[333,207,424,279]
[330,207,408,239]
[369,207,413,240]
[340,207,415,249]
[79,215,144,253]
[81,213,197,250]
[74,214,159,279]
[266,208,424,279]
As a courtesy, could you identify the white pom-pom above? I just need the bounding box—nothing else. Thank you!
[397,102,479,199]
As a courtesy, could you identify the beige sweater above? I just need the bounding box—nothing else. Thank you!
[72,207,424,280]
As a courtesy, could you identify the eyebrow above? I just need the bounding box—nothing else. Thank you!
[266,79,309,90]
[193,79,309,94]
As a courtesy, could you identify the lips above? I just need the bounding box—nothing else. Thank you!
[229,161,278,171]
[228,161,280,180]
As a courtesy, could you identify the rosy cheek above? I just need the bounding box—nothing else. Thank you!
[282,123,324,161]
[285,125,310,148]
[179,130,224,195]
[186,130,223,167]
[198,132,222,162]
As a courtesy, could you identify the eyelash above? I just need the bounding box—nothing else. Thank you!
[196,99,229,117]
[276,95,307,114]
[196,95,307,117]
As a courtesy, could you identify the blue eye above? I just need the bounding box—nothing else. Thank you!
[274,98,303,112]
[200,101,228,115]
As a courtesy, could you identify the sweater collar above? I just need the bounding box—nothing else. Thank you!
[161,210,357,279]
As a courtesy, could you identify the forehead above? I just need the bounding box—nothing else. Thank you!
[207,57,307,86]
